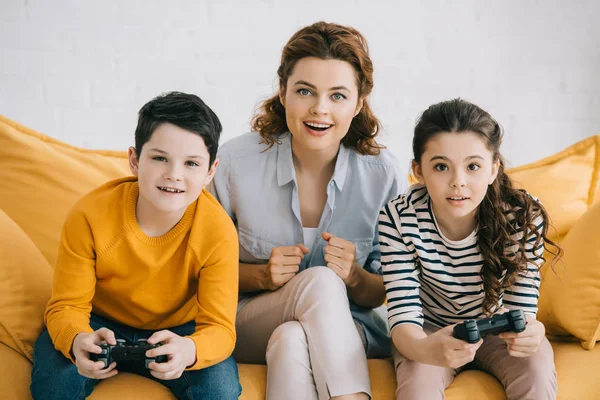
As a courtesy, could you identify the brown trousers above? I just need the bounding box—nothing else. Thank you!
[393,324,557,400]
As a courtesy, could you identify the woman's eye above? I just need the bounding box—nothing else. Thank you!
[186,161,199,167]
[297,88,311,96]
[331,93,346,101]
[434,164,448,171]
[468,164,480,171]
[153,156,167,162]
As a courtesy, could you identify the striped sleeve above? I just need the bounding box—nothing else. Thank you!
[503,213,545,316]
[379,197,423,330]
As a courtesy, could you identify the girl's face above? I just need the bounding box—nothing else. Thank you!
[281,56,363,155]
[413,131,499,225]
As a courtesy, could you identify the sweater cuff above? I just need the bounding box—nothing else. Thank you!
[185,332,235,371]
[56,324,94,362]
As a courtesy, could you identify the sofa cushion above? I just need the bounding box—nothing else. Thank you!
[0,208,52,362]
[0,115,130,267]
[508,134,600,243]
[537,200,600,349]
[0,343,34,400]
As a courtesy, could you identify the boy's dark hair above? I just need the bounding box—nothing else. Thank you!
[134,91,222,166]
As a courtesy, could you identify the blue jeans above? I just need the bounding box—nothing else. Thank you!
[30,313,241,400]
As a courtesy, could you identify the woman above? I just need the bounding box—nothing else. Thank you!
[209,21,407,400]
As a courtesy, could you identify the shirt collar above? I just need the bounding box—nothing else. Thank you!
[276,132,351,191]
[277,133,295,186]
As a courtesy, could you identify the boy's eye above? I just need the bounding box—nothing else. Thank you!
[297,88,312,96]
[468,163,481,171]
[331,93,346,101]
[153,156,167,162]
[434,163,448,171]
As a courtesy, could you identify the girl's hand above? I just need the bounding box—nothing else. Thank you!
[421,325,483,369]
[499,314,545,357]
[322,232,360,286]
[146,330,197,380]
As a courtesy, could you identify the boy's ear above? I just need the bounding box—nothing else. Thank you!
[412,160,425,184]
[488,159,500,185]
[128,147,139,177]
[203,158,220,187]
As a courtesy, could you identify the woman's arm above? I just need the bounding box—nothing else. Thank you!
[345,266,386,308]
[239,262,268,292]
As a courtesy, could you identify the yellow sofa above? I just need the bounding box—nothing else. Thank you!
[1,114,600,399]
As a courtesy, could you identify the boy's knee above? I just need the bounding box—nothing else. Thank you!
[31,330,90,400]
[188,356,241,400]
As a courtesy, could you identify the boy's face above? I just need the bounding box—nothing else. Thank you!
[128,122,218,218]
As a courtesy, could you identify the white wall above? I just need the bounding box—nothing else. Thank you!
[1,0,599,168]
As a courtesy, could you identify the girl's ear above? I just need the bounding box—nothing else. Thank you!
[128,147,139,177]
[489,159,500,185]
[412,160,425,185]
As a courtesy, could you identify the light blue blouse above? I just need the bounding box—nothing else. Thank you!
[208,132,407,357]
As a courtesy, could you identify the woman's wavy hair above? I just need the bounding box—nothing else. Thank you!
[413,98,562,315]
[251,21,382,155]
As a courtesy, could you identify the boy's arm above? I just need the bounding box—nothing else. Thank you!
[187,234,239,370]
[45,208,97,361]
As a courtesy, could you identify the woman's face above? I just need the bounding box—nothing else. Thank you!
[281,57,363,155]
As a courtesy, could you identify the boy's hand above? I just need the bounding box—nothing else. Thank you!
[322,232,360,287]
[146,330,197,380]
[72,328,118,379]
[263,245,309,291]
[499,314,545,357]
[421,325,483,369]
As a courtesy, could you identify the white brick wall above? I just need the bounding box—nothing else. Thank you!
[1,0,598,167]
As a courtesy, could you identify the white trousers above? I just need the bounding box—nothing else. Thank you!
[234,267,371,400]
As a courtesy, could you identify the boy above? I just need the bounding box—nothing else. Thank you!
[30,92,241,399]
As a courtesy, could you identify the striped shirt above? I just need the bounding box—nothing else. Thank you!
[379,184,544,331]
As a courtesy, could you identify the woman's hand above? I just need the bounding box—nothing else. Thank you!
[322,232,360,287]
[263,244,309,291]
[499,314,546,357]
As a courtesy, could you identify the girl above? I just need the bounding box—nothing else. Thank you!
[210,22,406,400]
[379,98,561,400]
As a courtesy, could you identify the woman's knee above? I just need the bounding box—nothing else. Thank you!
[266,321,307,354]
[296,267,346,296]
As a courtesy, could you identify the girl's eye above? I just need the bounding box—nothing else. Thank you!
[331,93,346,101]
[186,161,199,167]
[153,156,167,162]
[468,163,481,171]
[434,164,448,171]
[297,88,312,96]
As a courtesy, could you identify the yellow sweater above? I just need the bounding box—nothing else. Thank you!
[45,177,239,370]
